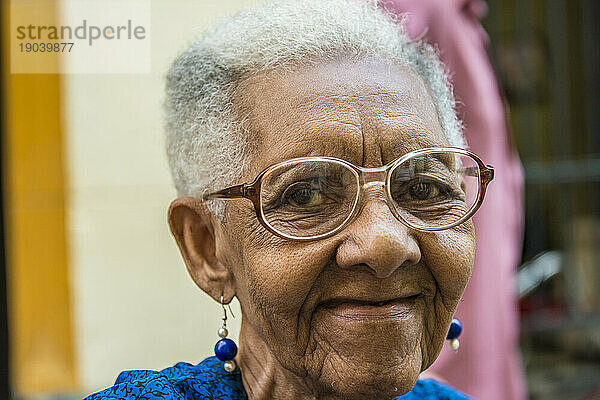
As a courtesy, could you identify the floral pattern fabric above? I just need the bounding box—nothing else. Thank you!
[84,356,472,400]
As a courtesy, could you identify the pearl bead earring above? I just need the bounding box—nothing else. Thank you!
[214,295,238,372]
[446,318,463,351]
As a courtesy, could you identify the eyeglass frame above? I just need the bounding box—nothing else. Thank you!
[202,146,495,241]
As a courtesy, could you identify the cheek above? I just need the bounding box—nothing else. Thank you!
[224,209,336,346]
[416,224,474,368]
[241,242,323,317]
[419,224,475,307]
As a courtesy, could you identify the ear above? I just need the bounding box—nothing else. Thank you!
[167,197,236,303]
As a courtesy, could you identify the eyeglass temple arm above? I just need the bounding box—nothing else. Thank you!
[458,165,494,183]
[202,184,247,200]
[481,165,494,183]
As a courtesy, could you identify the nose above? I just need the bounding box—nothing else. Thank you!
[335,196,422,279]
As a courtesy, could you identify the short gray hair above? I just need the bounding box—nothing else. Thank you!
[164,0,464,217]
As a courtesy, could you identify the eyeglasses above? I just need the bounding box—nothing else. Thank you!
[203,147,494,241]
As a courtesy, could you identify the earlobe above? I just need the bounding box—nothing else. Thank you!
[167,197,235,302]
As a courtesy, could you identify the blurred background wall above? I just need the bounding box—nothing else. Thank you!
[485,0,600,399]
[483,0,600,398]
[1,0,599,399]
[2,0,267,397]
[61,0,269,391]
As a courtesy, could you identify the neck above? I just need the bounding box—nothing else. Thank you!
[236,320,339,400]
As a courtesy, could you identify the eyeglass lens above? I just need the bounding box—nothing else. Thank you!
[259,152,480,238]
[260,160,360,238]
[388,152,480,230]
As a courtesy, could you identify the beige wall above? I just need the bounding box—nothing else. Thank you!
[63,0,267,392]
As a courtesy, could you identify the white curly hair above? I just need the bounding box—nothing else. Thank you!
[164,0,464,218]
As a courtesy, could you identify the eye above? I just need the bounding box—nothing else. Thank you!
[408,181,439,200]
[282,181,324,207]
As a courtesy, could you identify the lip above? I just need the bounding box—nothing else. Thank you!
[317,294,422,320]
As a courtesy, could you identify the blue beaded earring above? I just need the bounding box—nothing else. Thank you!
[446,317,462,351]
[215,295,238,372]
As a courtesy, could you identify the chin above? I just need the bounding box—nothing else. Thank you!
[319,369,419,400]
[308,349,423,400]
[302,307,428,398]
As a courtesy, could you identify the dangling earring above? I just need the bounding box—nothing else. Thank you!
[446,317,462,351]
[214,295,238,372]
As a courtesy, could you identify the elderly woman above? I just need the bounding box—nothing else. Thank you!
[86,0,495,399]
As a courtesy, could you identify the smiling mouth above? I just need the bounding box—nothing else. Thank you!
[321,294,421,308]
[318,294,423,320]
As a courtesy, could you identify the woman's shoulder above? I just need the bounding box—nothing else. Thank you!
[84,356,247,400]
[398,379,473,400]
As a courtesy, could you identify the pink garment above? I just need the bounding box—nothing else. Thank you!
[379,0,527,399]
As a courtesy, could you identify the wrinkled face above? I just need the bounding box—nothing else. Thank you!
[216,58,475,398]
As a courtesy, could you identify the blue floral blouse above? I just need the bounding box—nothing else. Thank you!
[85,356,472,399]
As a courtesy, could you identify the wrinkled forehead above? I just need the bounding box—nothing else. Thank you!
[234,57,450,177]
